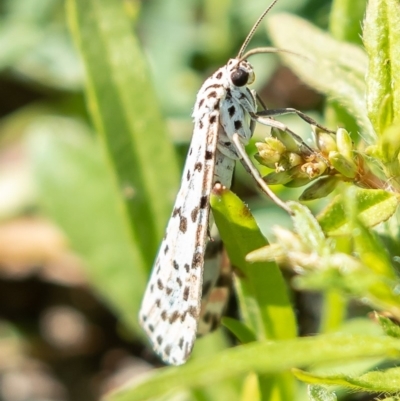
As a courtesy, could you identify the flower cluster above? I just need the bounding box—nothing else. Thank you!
[254,127,361,200]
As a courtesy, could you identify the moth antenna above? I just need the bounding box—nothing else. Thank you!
[237,0,280,59]
[238,46,310,64]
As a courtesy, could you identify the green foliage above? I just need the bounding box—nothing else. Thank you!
[107,334,400,401]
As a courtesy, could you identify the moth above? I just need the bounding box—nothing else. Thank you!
[139,0,331,365]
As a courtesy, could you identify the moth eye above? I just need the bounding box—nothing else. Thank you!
[231,68,249,87]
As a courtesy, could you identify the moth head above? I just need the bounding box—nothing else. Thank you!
[230,60,255,87]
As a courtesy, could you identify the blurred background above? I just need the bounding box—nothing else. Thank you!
[0,0,365,400]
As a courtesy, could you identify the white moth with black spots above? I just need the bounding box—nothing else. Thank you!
[139,0,333,365]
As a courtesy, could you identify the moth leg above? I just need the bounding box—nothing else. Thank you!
[231,133,292,214]
[257,108,336,134]
[255,93,268,112]
[250,112,316,156]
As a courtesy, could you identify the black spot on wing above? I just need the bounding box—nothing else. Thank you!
[191,206,199,222]
[194,162,203,172]
[234,120,242,130]
[205,83,220,90]
[192,252,202,269]
[169,311,180,323]
[179,216,187,233]
[188,306,198,318]
[164,345,171,356]
[200,195,208,209]
[183,286,190,301]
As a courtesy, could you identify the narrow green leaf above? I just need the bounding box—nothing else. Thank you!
[377,314,400,339]
[289,202,327,254]
[318,188,399,235]
[378,122,400,167]
[105,334,400,401]
[240,373,260,401]
[27,118,147,334]
[351,218,396,279]
[210,188,296,341]
[222,317,257,344]
[294,367,400,393]
[299,176,341,201]
[66,0,180,268]
[340,187,396,278]
[320,290,347,334]
[327,0,365,134]
[211,188,296,401]
[267,13,374,142]
[329,0,365,45]
[364,0,400,135]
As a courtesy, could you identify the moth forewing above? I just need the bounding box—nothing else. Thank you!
[139,107,221,365]
[139,50,272,366]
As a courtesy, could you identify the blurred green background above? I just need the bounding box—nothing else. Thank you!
[0,0,373,400]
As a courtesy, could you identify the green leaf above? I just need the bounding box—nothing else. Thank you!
[240,373,260,401]
[267,13,375,142]
[350,215,396,279]
[378,122,400,165]
[66,0,180,268]
[210,188,296,341]
[364,0,400,135]
[27,118,147,334]
[308,385,337,401]
[289,202,327,254]
[327,0,365,132]
[329,0,365,45]
[376,314,400,339]
[299,176,341,201]
[210,188,297,401]
[294,367,400,393]
[318,188,399,236]
[222,317,257,344]
[105,334,400,401]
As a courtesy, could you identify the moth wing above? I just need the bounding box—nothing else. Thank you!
[139,112,220,365]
